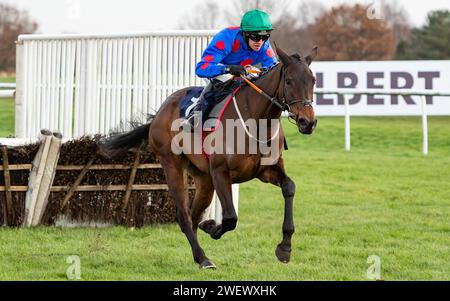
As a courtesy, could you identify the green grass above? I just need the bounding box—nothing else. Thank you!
[1,114,450,280]
[0,76,15,137]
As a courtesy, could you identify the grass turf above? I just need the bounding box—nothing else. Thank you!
[0,76,15,137]
[0,115,449,280]
[0,74,449,280]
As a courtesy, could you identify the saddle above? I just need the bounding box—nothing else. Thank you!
[179,79,241,131]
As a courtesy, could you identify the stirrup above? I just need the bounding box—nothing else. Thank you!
[182,110,201,131]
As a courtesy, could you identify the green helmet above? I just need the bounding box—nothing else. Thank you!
[240,9,273,32]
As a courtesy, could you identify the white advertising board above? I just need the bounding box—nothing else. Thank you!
[311,60,450,116]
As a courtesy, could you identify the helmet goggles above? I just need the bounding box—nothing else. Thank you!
[245,31,271,42]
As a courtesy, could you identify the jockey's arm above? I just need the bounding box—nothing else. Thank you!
[195,29,233,79]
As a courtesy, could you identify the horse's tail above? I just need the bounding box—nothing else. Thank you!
[98,115,154,158]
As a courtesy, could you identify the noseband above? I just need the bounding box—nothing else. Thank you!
[279,64,314,113]
[240,63,313,116]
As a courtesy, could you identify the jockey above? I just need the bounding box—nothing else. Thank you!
[185,9,278,128]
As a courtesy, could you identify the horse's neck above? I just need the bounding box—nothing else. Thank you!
[239,64,283,121]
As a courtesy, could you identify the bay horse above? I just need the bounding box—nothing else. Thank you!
[100,46,318,269]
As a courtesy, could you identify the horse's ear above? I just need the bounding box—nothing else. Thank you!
[305,46,318,66]
[292,53,302,62]
[274,43,291,66]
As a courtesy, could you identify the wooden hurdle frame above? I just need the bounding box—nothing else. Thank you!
[0,130,195,227]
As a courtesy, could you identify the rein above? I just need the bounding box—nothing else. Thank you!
[231,64,314,143]
[232,95,280,144]
[240,75,285,110]
[239,65,313,114]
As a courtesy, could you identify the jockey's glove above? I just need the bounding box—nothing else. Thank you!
[226,65,248,76]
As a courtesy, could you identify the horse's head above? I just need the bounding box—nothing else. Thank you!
[276,46,318,135]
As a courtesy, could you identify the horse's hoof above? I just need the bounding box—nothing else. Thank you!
[198,220,216,234]
[275,244,291,263]
[199,259,217,270]
[210,231,222,240]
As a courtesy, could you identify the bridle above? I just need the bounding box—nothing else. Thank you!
[278,63,314,124]
[280,64,314,108]
[233,62,314,143]
[240,63,314,120]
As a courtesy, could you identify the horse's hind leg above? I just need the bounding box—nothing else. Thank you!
[158,155,215,269]
[258,158,295,263]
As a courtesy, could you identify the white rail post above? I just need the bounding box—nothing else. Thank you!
[31,132,62,225]
[23,130,53,226]
[421,95,428,156]
[344,94,351,151]
[15,41,25,137]
[23,130,62,226]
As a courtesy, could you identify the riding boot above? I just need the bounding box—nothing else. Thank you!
[201,78,236,129]
[184,82,213,130]
[187,102,202,127]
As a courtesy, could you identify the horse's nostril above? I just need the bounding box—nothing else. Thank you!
[298,118,308,127]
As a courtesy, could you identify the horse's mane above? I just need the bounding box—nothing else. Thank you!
[253,52,304,84]
[246,62,282,89]
[291,53,302,62]
[256,62,281,80]
[251,52,302,82]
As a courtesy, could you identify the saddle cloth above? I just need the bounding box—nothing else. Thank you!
[179,87,236,132]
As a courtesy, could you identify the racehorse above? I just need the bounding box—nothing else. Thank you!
[99,46,318,269]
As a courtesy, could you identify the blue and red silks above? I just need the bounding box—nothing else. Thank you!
[195,26,278,79]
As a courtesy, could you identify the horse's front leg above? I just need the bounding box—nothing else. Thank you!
[277,173,295,263]
[258,158,295,263]
[200,161,237,240]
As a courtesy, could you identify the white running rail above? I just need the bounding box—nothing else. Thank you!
[315,89,450,155]
[15,31,217,138]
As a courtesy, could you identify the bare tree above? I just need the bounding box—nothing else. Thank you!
[177,0,293,30]
[0,3,38,72]
[224,0,291,26]
[271,1,325,55]
[296,1,326,26]
[178,1,223,30]
[177,0,323,56]
[382,0,412,46]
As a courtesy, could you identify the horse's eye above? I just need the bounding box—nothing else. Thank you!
[286,79,292,86]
